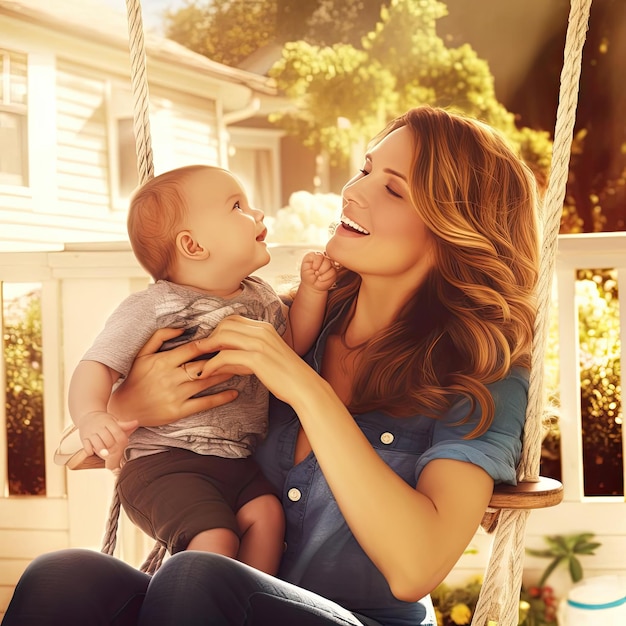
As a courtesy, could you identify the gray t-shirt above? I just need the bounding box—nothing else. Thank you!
[82,276,287,461]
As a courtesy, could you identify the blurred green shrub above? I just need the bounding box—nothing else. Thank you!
[4,287,45,495]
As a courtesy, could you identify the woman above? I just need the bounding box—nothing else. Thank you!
[2,106,539,626]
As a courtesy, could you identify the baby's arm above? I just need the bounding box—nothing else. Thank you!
[68,361,135,463]
[283,251,337,355]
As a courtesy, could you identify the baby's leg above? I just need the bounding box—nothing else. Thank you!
[236,494,285,574]
[187,527,239,557]
[117,450,241,556]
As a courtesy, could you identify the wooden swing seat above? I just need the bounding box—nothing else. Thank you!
[489,476,563,510]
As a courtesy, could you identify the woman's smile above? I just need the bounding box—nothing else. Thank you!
[339,214,370,235]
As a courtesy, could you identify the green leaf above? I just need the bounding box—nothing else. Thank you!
[550,535,571,553]
[572,533,595,549]
[575,542,601,554]
[525,548,557,558]
[569,556,583,582]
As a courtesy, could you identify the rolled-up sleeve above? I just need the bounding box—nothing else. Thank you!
[414,368,529,486]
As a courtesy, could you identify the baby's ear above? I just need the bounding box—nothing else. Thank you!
[176,231,209,260]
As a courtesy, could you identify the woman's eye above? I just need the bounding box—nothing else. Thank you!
[386,186,403,199]
[233,200,242,211]
[359,168,369,176]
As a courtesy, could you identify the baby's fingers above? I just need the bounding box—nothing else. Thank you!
[313,251,330,270]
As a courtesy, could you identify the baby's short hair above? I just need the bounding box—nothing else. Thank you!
[127,165,213,280]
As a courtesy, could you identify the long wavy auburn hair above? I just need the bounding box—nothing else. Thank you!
[326,106,541,437]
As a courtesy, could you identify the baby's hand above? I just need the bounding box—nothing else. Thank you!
[300,251,338,292]
[77,411,137,463]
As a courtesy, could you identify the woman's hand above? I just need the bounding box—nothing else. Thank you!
[108,328,238,427]
[193,316,322,408]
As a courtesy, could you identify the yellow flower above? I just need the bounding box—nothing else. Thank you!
[450,602,472,625]
[434,607,444,626]
[518,599,531,623]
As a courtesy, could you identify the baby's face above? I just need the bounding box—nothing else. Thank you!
[183,168,270,278]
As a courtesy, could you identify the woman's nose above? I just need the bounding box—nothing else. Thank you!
[343,180,366,208]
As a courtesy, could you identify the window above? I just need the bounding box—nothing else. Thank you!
[0,49,28,186]
[117,117,138,199]
[227,128,282,216]
[108,88,138,208]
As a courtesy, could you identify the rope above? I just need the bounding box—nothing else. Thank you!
[471,1,592,623]
[140,543,168,575]
[98,0,161,574]
[125,0,154,185]
[100,470,122,556]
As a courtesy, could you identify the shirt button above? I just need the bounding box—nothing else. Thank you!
[287,488,302,502]
[380,432,394,445]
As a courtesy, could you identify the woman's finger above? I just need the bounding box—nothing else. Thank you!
[135,327,185,357]
[194,316,275,353]
[158,340,220,369]
[199,356,255,379]
[181,388,239,418]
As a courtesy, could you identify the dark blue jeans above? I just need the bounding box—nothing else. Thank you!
[2,549,381,626]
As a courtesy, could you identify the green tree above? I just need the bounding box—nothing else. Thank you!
[270,0,552,173]
[503,0,626,233]
[576,269,622,495]
[164,0,386,66]
[298,0,387,47]
[4,289,45,495]
[268,42,397,163]
[164,0,551,174]
[165,0,278,67]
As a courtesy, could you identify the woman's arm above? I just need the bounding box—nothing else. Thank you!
[194,316,494,601]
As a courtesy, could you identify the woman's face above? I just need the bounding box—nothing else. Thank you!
[326,126,434,289]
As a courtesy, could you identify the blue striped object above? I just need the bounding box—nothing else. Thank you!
[567,595,626,611]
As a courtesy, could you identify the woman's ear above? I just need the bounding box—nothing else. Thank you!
[176,231,210,260]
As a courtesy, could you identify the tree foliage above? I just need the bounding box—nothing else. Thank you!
[269,0,552,172]
[576,269,622,495]
[165,0,278,68]
[268,42,397,163]
[506,0,626,233]
[165,0,552,174]
[4,290,45,495]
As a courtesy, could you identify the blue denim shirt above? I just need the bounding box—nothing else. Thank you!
[254,318,528,626]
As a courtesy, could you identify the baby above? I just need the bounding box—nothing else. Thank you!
[67,165,336,574]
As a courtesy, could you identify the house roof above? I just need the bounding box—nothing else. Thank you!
[0,0,278,96]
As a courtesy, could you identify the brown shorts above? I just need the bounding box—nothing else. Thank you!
[117,448,278,554]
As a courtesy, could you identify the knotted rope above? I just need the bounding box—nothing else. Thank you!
[125,0,154,185]
[471,1,592,623]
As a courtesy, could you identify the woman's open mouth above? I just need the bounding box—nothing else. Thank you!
[340,214,370,235]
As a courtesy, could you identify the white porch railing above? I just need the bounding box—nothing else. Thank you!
[0,233,625,610]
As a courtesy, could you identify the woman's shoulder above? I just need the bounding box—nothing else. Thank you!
[487,366,530,395]
[440,367,530,434]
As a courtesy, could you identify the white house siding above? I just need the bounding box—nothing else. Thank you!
[0,1,284,254]
[56,62,112,218]
[150,88,221,171]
